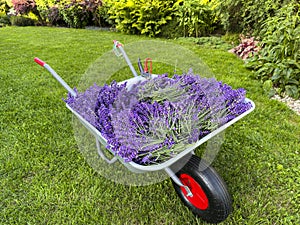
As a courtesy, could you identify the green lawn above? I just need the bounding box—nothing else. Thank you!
[0,26,299,224]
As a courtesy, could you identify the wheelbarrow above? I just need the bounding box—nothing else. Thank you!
[34,40,255,223]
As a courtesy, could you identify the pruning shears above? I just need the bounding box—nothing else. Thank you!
[138,57,152,78]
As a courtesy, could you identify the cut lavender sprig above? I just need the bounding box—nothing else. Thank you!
[64,84,100,127]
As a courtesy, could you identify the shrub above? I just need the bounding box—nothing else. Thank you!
[107,0,220,37]
[59,0,87,28]
[47,5,65,26]
[10,15,35,25]
[0,14,11,26]
[160,18,182,38]
[174,0,219,37]
[107,0,177,37]
[11,0,36,15]
[96,0,115,27]
[106,0,140,34]
[11,0,44,24]
[34,0,59,25]
[59,0,103,28]
[83,0,104,27]
[246,4,300,99]
[229,35,260,60]
[0,0,10,15]
[34,0,103,27]
[218,0,294,35]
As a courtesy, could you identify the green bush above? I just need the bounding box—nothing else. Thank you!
[107,0,176,37]
[0,0,10,15]
[34,0,104,28]
[11,0,44,24]
[96,0,114,27]
[10,15,36,26]
[0,14,10,26]
[218,0,294,35]
[174,0,219,37]
[47,6,66,26]
[246,4,300,98]
[58,0,85,28]
[160,18,183,38]
[107,0,220,37]
[34,0,57,25]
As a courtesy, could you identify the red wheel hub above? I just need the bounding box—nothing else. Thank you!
[179,173,209,210]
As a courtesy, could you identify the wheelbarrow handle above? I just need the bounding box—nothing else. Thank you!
[113,40,139,77]
[34,57,77,97]
[34,57,45,67]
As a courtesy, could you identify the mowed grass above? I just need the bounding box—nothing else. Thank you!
[0,26,299,224]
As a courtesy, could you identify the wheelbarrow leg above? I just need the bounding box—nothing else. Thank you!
[165,167,193,197]
[95,137,118,164]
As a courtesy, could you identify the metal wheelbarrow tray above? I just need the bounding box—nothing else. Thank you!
[34,42,255,224]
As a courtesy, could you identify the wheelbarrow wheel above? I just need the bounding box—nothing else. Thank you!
[172,155,232,224]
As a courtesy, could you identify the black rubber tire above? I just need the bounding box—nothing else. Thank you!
[172,155,232,224]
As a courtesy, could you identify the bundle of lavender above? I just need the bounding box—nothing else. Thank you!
[65,71,252,165]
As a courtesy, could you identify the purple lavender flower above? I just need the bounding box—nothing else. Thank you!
[64,84,101,127]
[64,71,252,165]
[63,88,78,104]
[94,81,127,140]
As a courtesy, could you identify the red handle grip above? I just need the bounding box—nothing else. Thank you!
[34,57,45,67]
[113,40,122,47]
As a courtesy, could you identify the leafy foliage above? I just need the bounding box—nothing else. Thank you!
[174,0,219,37]
[0,0,11,25]
[106,0,221,37]
[11,0,45,24]
[0,0,10,15]
[47,5,65,26]
[0,14,11,25]
[246,4,300,98]
[229,35,260,60]
[107,0,176,37]
[11,0,36,15]
[218,0,294,35]
[94,0,113,27]
[176,36,233,50]
[59,0,87,28]
[33,0,103,27]
[34,0,61,25]
[58,0,102,28]
[10,14,35,25]
[7,0,221,35]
